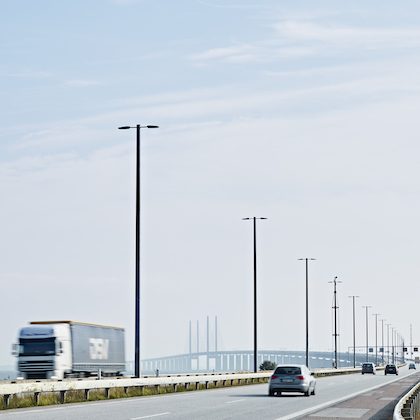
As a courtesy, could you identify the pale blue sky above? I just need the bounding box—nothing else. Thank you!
[2,0,420,368]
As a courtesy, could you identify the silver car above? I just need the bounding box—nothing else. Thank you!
[361,362,376,374]
[269,364,316,396]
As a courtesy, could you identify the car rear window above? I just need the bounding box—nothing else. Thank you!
[274,367,302,375]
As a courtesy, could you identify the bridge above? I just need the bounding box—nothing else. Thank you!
[137,319,406,375]
[140,349,403,375]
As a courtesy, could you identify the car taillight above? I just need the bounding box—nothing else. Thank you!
[271,375,278,379]
[297,376,305,380]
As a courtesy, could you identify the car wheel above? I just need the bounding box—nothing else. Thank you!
[269,389,274,396]
[385,372,387,375]
[304,390,310,397]
[311,387,316,396]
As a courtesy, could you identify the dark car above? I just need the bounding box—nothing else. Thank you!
[409,363,416,370]
[385,364,398,375]
[362,363,376,374]
[269,364,316,397]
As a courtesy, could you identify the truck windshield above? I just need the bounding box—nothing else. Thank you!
[19,338,56,356]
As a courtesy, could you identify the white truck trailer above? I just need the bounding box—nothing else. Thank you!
[13,321,125,380]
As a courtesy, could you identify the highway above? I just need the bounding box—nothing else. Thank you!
[1,366,418,420]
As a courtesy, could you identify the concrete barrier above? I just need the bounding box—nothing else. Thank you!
[0,372,271,406]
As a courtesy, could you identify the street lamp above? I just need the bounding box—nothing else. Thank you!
[386,323,391,363]
[118,124,159,378]
[362,306,371,362]
[328,277,341,368]
[397,333,403,364]
[243,217,267,373]
[298,258,315,368]
[379,319,385,365]
[372,313,380,366]
[348,295,359,368]
[392,328,395,364]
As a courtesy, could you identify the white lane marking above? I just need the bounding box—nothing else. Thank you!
[0,405,103,416]
[1,410,41,415]
[43,407,66,410]
[274,374,408,420]
[131,413,170,420]
[225,399,245,404]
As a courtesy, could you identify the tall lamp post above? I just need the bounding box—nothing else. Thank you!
[372,313,380,366]
[118,124,159,378]
[329,277,341,368]
[362,305,371,362]
[402,335,405,364]
[411,324,413,360]
[386,323,391,363]
[379,319,385,365]
[348,295,359,368]
[391,327,395,364]
[243,217,267,373]
[298,258,315,368]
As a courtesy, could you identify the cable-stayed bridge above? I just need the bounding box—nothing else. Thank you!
[137,318,405,375]
[139,349,399,375]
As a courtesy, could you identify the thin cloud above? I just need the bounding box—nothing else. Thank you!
[64,79,103,87]
[196,0,261,9]
[273,21,420,48]
[112,0,145,4]
[2,70,51,78]
[190,44,257,61]
[190,20,420,63]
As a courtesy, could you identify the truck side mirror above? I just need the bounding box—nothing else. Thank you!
[11,343,18,356]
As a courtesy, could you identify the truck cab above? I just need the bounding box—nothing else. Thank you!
[15,323,72,380]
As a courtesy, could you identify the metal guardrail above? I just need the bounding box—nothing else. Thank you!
[394,381,420,420]
[0,372,271,406]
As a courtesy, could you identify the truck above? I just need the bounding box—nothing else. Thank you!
[13,321,125,380]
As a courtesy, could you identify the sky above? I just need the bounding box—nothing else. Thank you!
[2,0,420,369]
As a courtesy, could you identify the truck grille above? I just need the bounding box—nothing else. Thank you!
[18,360,54,371]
